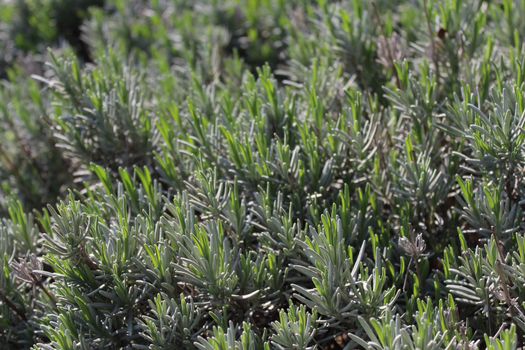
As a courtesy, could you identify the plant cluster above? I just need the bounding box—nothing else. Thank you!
[2,0,525,349]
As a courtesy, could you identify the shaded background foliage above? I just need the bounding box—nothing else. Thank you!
[1,0,525,349]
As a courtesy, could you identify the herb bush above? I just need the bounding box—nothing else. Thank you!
[2,0,525,348]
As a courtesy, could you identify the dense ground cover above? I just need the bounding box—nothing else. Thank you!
[2,0,525,348]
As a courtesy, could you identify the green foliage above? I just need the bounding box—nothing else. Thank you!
[3,0,525,349]
[270,303,317,350]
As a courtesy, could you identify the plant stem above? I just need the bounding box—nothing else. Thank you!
[371,1,401,89]
[492,233,525,321]
[36,281,57,306]
[423,0,440,81]
[0,289,27,321]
